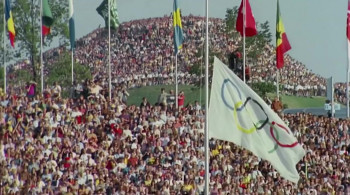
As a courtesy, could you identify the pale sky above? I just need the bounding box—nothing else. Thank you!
[73,0,348,82]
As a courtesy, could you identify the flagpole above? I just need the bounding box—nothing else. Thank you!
[243,0,246,83]
[3,0,6,95]
[108,0,111,100]
[175,53,178,110]
[205,0,210,194]
[40,0,44,93]
[347,42,350,118]
[71,49,74,84]
[331,77,334,117]
[276,68,279,99]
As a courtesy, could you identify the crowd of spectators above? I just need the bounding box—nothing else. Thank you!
[0,81,349,194]
[1,16,349,194]
[8,16,330,99]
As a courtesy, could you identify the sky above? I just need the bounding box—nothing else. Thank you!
[73,0,348,82]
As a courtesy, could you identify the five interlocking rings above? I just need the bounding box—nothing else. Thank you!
[221,79,298,153]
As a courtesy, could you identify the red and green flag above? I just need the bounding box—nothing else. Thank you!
[42,0,54,36]
[276,0,291,69]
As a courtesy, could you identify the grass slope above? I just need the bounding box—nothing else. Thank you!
[127,85,326,109]
[127,85,206,106]
[279,95,326,109]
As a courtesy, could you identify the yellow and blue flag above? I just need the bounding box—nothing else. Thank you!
[5,0,15,48]
[173,0,183,54]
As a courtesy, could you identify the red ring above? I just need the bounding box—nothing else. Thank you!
[270,121,298,148]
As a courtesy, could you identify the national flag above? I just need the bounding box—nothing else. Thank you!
[5,0,15,47]
[96,0,120,29]
[209,57,305,183]
[236,0,257,37]
[276,0,291,69]
[42,0,54,36]
[173,0,184,54]
[68,0,75,50]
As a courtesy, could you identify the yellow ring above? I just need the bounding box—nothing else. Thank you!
[233,101,256,134]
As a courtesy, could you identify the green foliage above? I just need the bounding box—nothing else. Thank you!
[0,68,4,87]
[251,82,275,97]
[11,0,69,82]
[9,69,33,86]
[225,7,272,60]
[46,52,91,97]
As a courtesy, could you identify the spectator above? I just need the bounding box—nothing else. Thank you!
[178,91,185,109]
[271,97,283,113]
[25,81,37,99]
[158,88,168,108]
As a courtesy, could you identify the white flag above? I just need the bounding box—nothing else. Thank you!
[209,57,305,183]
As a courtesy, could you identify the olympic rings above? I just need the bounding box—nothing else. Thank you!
[221,79,269,133]
[220,78,299,153]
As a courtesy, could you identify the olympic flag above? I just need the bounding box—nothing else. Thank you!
[209,57,305,183]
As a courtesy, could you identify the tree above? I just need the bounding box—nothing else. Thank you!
[251,82,275,97]
[47,52,91,97]
[225,7,272,61]
[11,0,69,86]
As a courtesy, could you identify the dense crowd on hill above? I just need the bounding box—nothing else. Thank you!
[9,16,330,99]
[1,16,349,194]
[0,81,349,194]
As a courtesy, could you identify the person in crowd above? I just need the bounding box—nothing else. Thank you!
[178,91,185,109]
[51,81,62,98]
[271,97,283,113]
[158,88,168,108]
[25,81,37,99]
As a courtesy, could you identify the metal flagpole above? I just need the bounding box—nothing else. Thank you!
[347,41,350,118]
[276,68,280,99]
[40,0,44,93]
[71,50,74,84]
[175,53,178,109]
[3,0,6,95]
[205,0,210,194]
[331,77,335,117]
[243,0,246,83]
[108,0,111,100]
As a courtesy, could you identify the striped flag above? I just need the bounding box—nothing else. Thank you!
[5,0,15,47]
[68,0,75,50]
[173,0,184,54]
[276,0,291,69]
[42,0,54,36]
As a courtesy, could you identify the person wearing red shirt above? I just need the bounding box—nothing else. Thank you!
[178,91,185,109]
[128,152,138,167]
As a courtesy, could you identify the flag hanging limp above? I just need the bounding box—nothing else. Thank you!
[236,0,257,37]
[68,0,75,50]
[173,0,184,54]
[96,0,120,29]
[209,57,305,183]
[276,0,291,69]
[42,0,54,36]
[5,0,16,47]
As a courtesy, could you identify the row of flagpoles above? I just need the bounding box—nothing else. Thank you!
[2,0,118,98]
[1,0,350,193]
